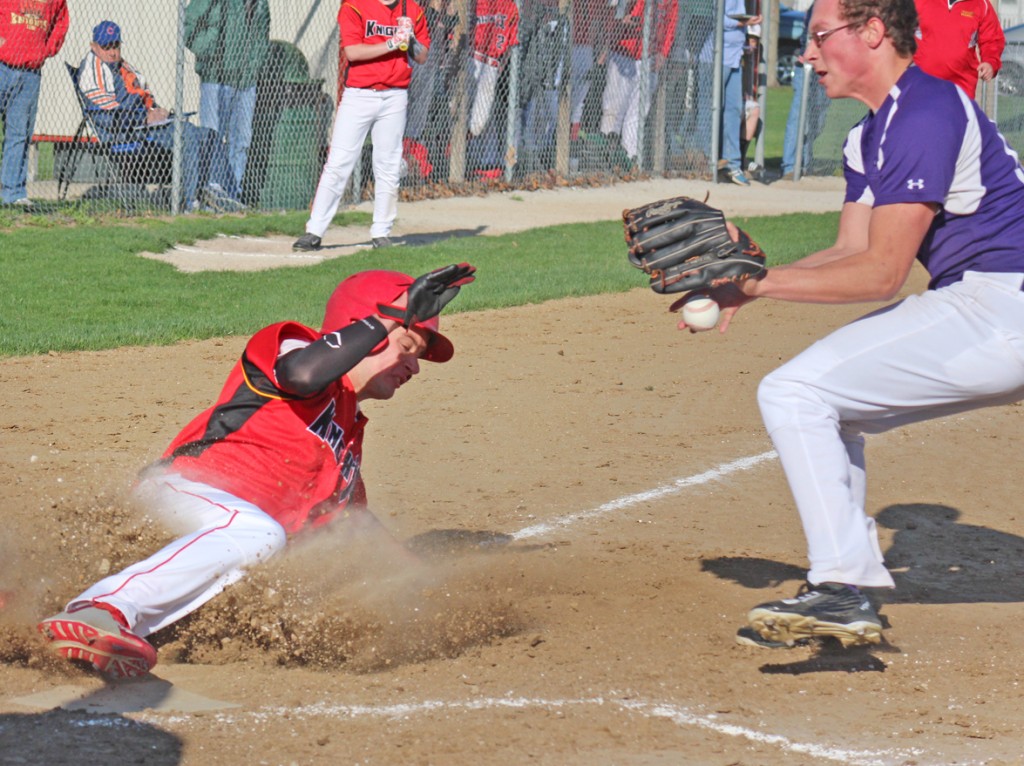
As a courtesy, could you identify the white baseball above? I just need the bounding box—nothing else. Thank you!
[681,294,720,331]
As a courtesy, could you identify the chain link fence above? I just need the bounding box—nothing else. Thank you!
[3,0,1019,216]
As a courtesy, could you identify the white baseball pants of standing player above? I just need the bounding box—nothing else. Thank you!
[304,87,408,241]
[599,52,657,160]
[758,271,1024,589]
[65,473,287,637]
[468,55,500,137]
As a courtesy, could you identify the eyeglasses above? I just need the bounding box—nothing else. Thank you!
[809,21,859,48]
[100,41,121,50]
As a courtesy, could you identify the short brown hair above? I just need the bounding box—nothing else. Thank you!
[840,0,918,56]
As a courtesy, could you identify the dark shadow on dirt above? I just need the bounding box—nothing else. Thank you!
[700,556,806,589]
[395,226,488,247]
[757,637,894,675]
[702,502,1024,605]
[877,503,1024,604]
[0,708,182,764]
[308,226,488,254]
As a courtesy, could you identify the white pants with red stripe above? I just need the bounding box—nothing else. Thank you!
[758,272,1024,589]
[304,87,408,240]
[67,473,287,637]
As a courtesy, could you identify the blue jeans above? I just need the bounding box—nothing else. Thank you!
[522,89,558,152]
[782,63,830,175]
[781,64,806,174]
[198,82,255,199]
[721,65,743,173]
[0,62,41,203]
[694,62,743,172]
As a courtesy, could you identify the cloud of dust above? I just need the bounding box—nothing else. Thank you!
[157,514,531,673]
[0,489,173,672]
[3,489,539,677]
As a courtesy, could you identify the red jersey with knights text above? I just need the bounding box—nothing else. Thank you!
[160,321,367,534]
[0,0,69,70]
[340,0,429,89]
[473,0,519,59]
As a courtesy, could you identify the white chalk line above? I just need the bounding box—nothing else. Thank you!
[170,244,325,259]
[148,695,919,766]
[511,450,778,540]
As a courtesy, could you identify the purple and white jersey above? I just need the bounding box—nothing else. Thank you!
[843,66,1024,289]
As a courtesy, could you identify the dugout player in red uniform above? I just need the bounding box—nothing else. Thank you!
[293,0,430,253]
[38,264,475,679]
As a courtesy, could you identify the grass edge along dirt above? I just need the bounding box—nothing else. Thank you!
[0,210,839,357]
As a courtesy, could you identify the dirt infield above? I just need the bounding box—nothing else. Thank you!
[3,178,1024,765]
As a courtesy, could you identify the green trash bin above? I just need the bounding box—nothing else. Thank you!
[245,40,334,210]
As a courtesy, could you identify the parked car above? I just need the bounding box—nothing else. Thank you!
[999,23,1024,96]
[777,4,807,86]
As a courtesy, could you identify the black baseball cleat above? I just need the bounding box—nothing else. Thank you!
[371,237,393,249]
[735,625,809,649]
[746,582,883,648]
[292,233,322,252]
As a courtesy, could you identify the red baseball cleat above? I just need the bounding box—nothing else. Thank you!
[38,605,157,679]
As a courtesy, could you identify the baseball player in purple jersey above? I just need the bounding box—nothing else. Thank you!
[683,0,1024,648]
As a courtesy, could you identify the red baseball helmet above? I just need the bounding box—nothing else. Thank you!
[321,270,454,363]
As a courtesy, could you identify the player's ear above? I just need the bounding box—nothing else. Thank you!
[862,17,886,49]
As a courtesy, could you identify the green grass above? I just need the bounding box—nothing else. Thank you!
[763,85,1024,174]
[34,142,55,180]
[1,209,839,357]
[761,85,869,174]
[762,85,791,166]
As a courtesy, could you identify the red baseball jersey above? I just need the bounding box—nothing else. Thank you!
[914,0,1004,98]
[0,0,68,69]
[473,0,519,59]
[340,0,430,89]
[616,0,678,60]
[161,321,368,534]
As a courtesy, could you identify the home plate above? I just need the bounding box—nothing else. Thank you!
[9,676,239,714]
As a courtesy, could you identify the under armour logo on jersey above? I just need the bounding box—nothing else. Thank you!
[906,178,925,190]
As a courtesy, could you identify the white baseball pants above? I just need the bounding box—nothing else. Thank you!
[599,52,657,160]
[758,272,1024,588]
[468,56,500,137]
[305,87,408,240]
[67,473,287,637]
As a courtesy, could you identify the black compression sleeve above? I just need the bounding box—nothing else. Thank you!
[275,316,388,397]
